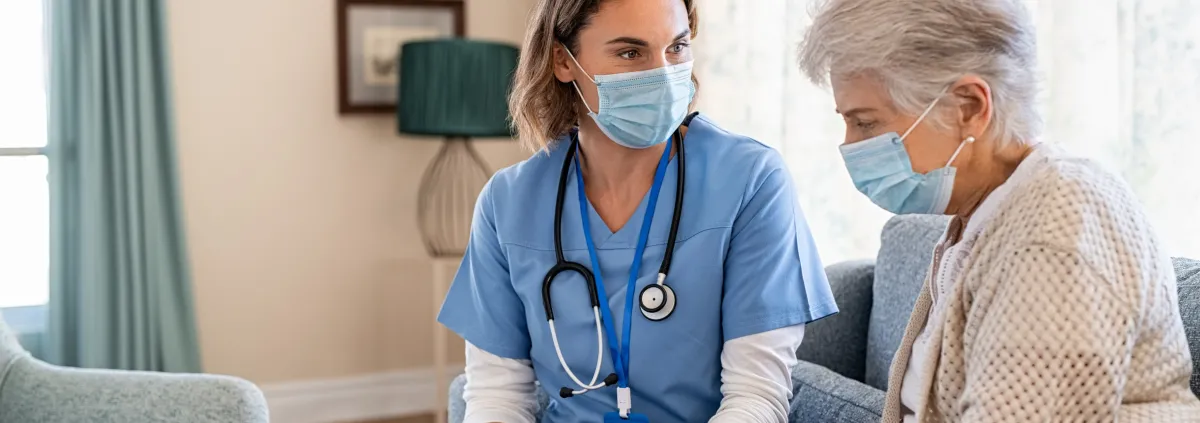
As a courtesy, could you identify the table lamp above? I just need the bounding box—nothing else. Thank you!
[397,39,519,257]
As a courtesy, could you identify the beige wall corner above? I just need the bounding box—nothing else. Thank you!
[169,0,535,385]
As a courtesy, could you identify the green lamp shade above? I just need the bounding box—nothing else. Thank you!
[397,39,519,138]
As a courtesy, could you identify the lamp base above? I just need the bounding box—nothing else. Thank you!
[418,136,492,258]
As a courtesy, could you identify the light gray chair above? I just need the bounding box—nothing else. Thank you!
[0,315,269,423]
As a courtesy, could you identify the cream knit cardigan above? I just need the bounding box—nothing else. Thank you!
[881,146,1200,422]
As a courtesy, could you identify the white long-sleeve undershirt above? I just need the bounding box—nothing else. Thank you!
[462,324,805,423]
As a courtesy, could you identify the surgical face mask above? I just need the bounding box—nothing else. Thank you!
[839,95,974,215]
[564,46,695,149]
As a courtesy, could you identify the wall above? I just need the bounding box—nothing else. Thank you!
[169,0,534,384]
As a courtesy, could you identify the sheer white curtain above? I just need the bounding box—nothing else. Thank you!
[0,0,49,309]
[693,0,1200,264]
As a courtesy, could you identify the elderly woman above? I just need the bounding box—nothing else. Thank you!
[797,0,1200,422]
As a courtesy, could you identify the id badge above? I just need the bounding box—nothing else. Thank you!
[603,412,650,422]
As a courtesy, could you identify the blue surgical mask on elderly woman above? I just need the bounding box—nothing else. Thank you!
[839,94,975,215]
[563,45,696,149]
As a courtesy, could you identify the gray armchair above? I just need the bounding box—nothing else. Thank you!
[0,315,269,423]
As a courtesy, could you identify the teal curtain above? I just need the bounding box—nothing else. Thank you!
[45,0,202,372]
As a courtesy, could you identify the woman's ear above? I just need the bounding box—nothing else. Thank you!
[952,75,993,139]
[553,44,576,83]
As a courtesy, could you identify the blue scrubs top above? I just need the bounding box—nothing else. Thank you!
[438,114,838,422]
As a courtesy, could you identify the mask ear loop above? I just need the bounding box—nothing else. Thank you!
[945,136,976,167]
[900,87,950,140]
[561,44,599,115]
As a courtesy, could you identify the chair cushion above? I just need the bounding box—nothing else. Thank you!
[1172,257,1200,397]
[864,215,949,390]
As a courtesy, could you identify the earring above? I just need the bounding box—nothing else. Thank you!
[945,135,976,167]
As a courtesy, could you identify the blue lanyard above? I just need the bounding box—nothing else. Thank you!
[573,142,671,388]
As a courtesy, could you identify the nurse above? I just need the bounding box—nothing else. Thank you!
[437,0,837,422]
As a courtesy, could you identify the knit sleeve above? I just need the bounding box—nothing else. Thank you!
[958,243,1135,422]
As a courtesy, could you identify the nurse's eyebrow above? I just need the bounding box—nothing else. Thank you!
[607,36,649,47]
[606,30,692,47]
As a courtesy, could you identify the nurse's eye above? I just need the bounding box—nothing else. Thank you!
[618,49,641,60]
[669,42,689,54]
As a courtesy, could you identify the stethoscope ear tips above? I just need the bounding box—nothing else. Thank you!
[559,373,618,399]
[604,373,619,386]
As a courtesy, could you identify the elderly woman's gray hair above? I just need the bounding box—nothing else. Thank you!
[798,0,1041,144]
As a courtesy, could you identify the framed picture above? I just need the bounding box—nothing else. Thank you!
[337,0,465,114]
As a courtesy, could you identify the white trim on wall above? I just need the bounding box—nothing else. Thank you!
[261,365,465,423]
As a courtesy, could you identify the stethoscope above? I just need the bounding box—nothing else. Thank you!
[541,119,688,418]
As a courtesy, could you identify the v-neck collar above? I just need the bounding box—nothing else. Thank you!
[568,156,677,249]
[582,185,652,246]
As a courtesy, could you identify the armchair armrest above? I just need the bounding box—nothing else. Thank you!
[449,373,467,423]
[0,357,268,423]
[796,260,875,382]
[789,360,884,423]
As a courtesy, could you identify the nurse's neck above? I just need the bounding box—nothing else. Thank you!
[576,122,681,232]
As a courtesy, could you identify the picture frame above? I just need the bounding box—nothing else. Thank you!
[336,0,465,114]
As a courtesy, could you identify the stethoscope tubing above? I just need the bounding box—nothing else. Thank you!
[549,307,606,392]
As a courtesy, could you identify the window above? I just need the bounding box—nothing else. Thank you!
[0,1,49,328]
[694,0,1200,264]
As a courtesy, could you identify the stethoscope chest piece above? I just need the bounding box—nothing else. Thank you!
[639,283,676,321]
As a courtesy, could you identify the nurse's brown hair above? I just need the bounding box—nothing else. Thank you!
[508,0,699,152]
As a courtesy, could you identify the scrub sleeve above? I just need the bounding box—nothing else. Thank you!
[438,179,531,360]
[721,154,839,341]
